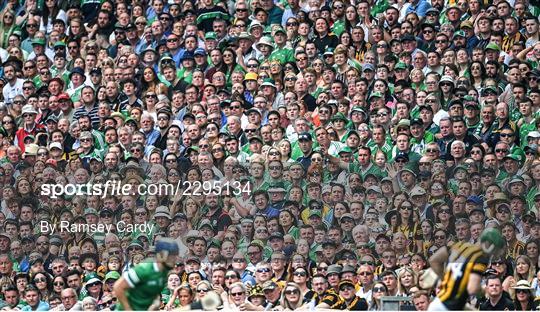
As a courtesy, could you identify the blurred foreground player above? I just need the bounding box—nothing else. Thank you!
[113,238,179,310]
[421,228,505,311]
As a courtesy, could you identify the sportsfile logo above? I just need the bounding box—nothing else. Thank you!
[40,180,251,198]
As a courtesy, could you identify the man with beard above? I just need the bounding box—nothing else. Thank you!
[202,193,232,241]
[2,64,24,105]
[152,109,172,150]
[383,7,400,32]
[77,114,106,150]
[312,274,343,308]
[446,117,480,153]
[296,132,314,169]
[20,285,49,311]
[35,235,55,275]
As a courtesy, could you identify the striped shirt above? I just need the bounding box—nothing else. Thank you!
[72,105,100,129]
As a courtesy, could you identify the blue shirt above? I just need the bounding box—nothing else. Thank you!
[20,301,49,311]
[406,0,431,17]
[143,128,161,146]
[241,270,256,286]
[260,206,280,218]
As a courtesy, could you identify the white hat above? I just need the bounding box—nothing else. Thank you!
[21,105,38,115]
[154,206,171,219]
[512,280,533,290]
[24,144,39,156]
[410,186,427,196]
[439,75,455,86]
[49,142,63,151]
[527,131,540,138]
[255,36,274,50]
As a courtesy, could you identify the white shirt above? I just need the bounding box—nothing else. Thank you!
[2,78,24,105]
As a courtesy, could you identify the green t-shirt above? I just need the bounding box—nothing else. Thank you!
[269,47,295,64]
[116,261,168,311]
[332,19,345,37]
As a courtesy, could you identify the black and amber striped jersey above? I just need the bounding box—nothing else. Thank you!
[317,289,344,309]
[506,240,525,260]
[438,242,489,310]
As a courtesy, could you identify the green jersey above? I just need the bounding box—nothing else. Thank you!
[117,261,168,311]
[269,47,295,64]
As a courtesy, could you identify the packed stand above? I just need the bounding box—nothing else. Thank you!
[0,0,540,310]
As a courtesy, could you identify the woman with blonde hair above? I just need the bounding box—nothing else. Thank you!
[397,267,418,296]
[178,196,202,226]
[0,10,18,50]
[278,282,304,310]
[221,282,247,309]
[410,68,425,92]
[503,255,536,296]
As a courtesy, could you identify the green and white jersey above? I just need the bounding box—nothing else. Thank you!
[117,261,168,311]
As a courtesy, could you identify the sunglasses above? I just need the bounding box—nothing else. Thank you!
[373,287,386,293]
[285,289,299,295]
[293,271,307,277]
[197,288,209,293]
[257,268,271,273]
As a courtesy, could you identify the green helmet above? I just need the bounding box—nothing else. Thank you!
[480,228,505,252]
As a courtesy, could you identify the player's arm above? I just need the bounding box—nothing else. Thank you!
[113,277,133,311]
[420,246,449,289]
[429,245,449,278]
[467,272,482,296]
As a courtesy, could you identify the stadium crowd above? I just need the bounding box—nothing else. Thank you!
[0,0,540,310]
